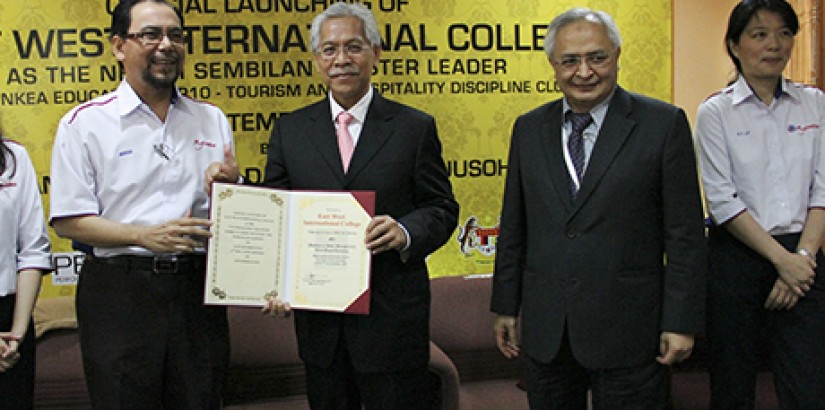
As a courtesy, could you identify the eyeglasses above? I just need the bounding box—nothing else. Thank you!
[317,42,370,60]
[555,51,613,71]
[125,27,187,47]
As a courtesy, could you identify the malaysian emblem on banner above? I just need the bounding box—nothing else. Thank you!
[456,216,499,256]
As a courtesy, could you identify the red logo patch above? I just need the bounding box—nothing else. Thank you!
[194,139,217,150]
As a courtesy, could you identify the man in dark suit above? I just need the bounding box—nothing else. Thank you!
[491,7,707,409]
[257,3,458,409]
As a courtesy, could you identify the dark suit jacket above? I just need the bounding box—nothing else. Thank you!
[491,87,706,369]
[264,91,458,372]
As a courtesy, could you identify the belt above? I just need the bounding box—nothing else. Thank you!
[93,254,206,274]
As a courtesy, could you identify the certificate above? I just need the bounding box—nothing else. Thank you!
[204,182,374,314]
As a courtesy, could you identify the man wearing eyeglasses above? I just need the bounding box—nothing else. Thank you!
[49,1,233,408]
[235,3,458,409]
[491,7,706,409]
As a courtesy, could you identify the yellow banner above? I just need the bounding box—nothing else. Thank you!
[0,0,672,298]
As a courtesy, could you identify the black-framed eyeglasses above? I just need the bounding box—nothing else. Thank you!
[555,51,613,71]
[125,27,187,47]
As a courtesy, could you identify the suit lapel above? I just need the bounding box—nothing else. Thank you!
[345,93,394,182]
[573,87,636,210]
[305,100,348,183]
[539,102,575,210]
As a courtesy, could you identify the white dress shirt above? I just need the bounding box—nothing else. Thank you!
[329,86,373,147]
[562,92,613,190]
[0,140,51,296]
[50,81,236,257]
[696,76,825,234]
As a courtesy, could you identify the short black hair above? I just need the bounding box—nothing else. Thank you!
[725,0,798,73]
[110,0,184,39]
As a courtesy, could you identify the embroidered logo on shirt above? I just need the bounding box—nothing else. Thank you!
[787,124,820,134]
[736,130,751,137]
[194,139,217,151]
[118,149,134,157]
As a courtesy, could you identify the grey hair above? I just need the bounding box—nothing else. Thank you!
[309,3,382,53]
[543,7,622,58]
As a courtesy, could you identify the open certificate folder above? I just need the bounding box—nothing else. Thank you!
[205,182,374,314]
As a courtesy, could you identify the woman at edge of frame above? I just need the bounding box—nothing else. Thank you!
[0,124,53,410]
[695,0,825,408]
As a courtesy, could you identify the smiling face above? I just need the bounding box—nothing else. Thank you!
[112,1,184,96]
[312,16,380,109]
[730,9,794,85]
[549,19,619,113]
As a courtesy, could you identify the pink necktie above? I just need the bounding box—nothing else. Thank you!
[336,111,354,172]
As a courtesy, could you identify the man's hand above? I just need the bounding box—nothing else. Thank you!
[764,279,800,310]
[365,215,406,255]
[136,214,212,254]
[261,296,292,318]
[0,334,21,372]
[205,145,241,194]
[494,315,520,359]
[656,332,694,365]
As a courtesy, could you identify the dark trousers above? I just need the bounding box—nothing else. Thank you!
[304,334,432,410]
[525,329,669,410]
[0,294,35,410]
[76,256,229,410]
[707,228,825,410]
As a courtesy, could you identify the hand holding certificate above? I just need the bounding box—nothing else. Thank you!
[205,182,374,314]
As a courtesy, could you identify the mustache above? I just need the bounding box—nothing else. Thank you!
[149,52,181,64]
[572,80,599,87]
[329,68,359,77]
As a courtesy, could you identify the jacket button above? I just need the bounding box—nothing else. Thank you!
[566,231,577,239]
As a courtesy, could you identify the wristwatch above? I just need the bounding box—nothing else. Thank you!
[797,248,814,259]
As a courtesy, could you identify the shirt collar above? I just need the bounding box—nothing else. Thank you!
[731,75,796,105]
[561,87,615,129]
[116,81,142,116]
[116,80,183,117]
[329,87,373,124]
[778,77,803,102]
